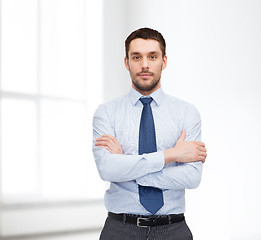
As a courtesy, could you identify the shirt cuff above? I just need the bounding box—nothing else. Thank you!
[143,151,164,174]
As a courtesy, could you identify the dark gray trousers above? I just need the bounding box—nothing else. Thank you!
[99,215,193,240]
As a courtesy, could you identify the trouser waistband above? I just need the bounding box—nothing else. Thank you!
[108,212,185,227]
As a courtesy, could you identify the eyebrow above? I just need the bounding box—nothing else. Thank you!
[130,51,160,56]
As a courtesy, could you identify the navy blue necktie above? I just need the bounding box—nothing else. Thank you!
[138,97,164,214]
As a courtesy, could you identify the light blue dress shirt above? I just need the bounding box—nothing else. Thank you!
[92,87,203,215]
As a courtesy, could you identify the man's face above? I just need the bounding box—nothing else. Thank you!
[124,38,167,95]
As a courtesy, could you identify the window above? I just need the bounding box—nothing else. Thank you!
[0,0,104,203]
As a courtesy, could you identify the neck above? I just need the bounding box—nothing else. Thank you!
[132,83,161,96]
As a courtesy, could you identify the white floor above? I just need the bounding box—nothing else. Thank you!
[2,231,101,240]
[36,232,100,240]
[38,232,99,240]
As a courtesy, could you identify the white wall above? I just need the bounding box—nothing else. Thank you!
[103,0,131,101]
[103,1,261,239]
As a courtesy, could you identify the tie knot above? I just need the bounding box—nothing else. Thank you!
[140,97,153,106]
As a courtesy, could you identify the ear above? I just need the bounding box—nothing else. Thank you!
[162,55,167,70]
[124,57,130,71]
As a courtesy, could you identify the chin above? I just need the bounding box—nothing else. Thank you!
[132,77,161,93]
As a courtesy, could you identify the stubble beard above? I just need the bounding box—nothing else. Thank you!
[132,76,160,92]
[130,70,162,93]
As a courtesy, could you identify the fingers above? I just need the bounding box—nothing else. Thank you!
[95,134,123,154]
[95,135,116,146]
[176,130,205,147]
[95,139,113,152]
[197,144,207,163]
[95,140,111,146]
[197,155,206,163]
[101,134,117,140]
[96,145,113,153]
[96,134,115,142]
[192,141,205,147]
[186,141,207,163]
[95,135,115,148]
[197,148,207,163]
[197,145,207,153]
[177,130,186,143]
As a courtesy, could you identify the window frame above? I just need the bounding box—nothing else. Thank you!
[0,0,105,236]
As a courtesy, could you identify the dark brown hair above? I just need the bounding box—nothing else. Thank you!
[125,27,166,59]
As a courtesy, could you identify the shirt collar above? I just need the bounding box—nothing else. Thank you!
[128,87,164,106]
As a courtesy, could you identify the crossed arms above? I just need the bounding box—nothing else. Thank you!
[96,130,207,165]
[92,104,207,190]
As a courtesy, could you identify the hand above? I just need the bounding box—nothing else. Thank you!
[164,130,207,164]
[95,134,123,154]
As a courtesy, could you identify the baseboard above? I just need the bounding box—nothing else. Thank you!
[0,201,106,237]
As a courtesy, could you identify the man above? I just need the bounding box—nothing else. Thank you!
[92,27,207,240]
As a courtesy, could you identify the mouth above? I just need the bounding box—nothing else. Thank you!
[138,72,153,79]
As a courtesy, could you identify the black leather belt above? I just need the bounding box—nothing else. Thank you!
[108,212,185,227]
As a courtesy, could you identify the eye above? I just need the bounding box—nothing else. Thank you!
[150,55,157,60]
[132,56,140,60]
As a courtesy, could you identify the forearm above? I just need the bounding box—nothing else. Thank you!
[93,147,164,182]
[136,161,203,190]
[92,103,205,184]
[92,105,162,182]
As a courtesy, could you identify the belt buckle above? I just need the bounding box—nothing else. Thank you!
[137,217,150,227]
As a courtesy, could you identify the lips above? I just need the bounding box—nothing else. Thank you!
[138,72,153,79]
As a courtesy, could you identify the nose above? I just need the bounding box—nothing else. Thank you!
[141,58,149,70]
